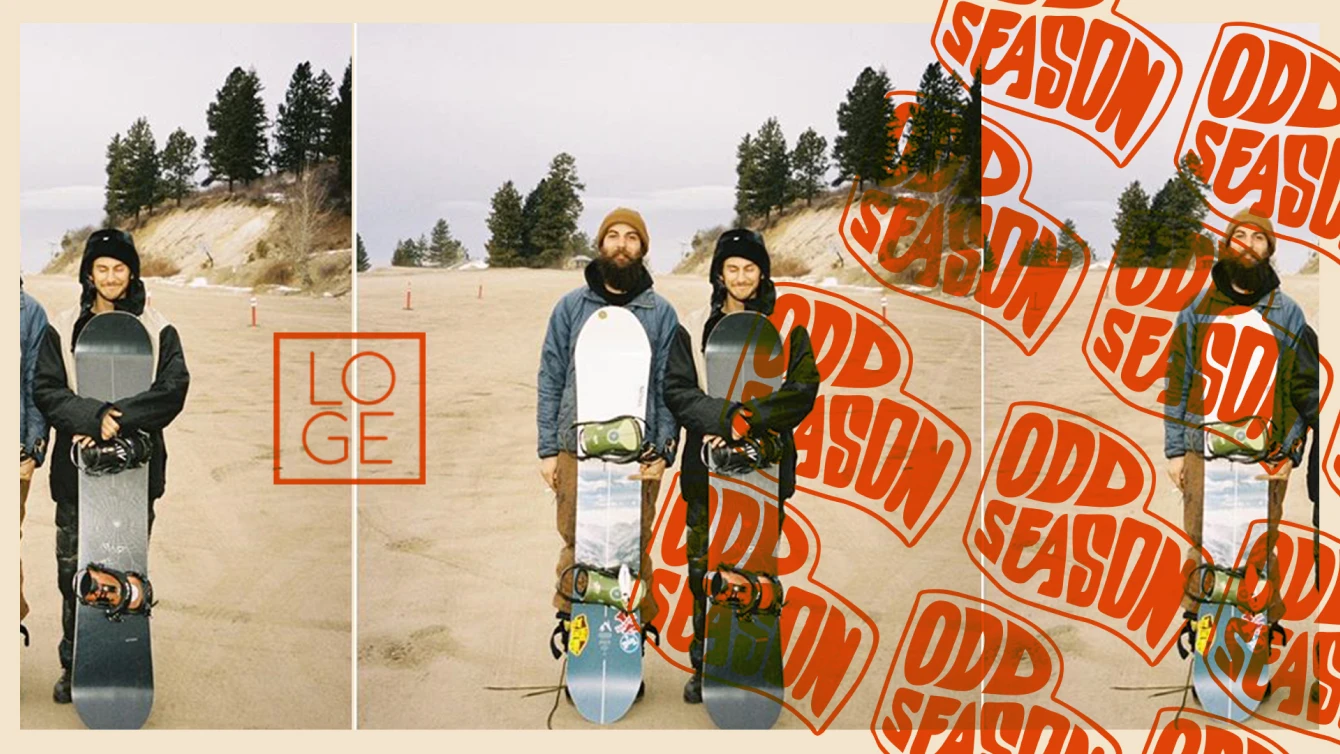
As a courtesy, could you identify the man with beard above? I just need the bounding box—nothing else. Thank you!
[663,229,819,704]
[34,229,190,703]
[1163,210,1311,627]
[537,208,679,688]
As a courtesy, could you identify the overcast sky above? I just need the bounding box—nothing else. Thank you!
[19,24,351,273]
[357,25,943,271]
[359,23,1319,275]
[995,23,1319,274]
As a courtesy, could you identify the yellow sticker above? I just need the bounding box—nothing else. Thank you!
[1195,615,1214,656]
[569,614,590,657]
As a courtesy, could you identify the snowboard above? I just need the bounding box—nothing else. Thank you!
[566,306,651,724]
[702,311,786,729]
[1190,455,1272,722]
[1186,304,1281,722]
[72,311,156,729]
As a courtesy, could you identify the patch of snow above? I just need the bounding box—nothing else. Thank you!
[457,259,489,270]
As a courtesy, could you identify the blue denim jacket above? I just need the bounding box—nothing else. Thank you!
[1163,281,1309,464]
[537,284,680,464]
[20,286,50,465]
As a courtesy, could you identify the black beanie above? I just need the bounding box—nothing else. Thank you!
[80,229,140,282]
[710,229,771,282]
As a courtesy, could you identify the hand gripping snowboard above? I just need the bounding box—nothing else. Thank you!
[567,306,651,724]
[73,312,155,729]
[702,311,786,729]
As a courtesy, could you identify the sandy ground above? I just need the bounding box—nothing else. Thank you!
[355,265,1322,733]
[355,266,986,730]
[20,275,352,729]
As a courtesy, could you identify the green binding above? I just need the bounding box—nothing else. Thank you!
[560,564,648,611]
[576,416,645,463]
[1202,416,1270,461]
[1185,563,1274,614]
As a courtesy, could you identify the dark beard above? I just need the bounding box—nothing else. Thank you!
[597,254,644,293]
[1220,253,1271,293]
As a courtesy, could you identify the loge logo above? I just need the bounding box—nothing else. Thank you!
[647,475,879,734]
[1214,520,1340,741]
[1140,708,1287,754]
[840,96,1089,356]
[965,403,1192,663]
[772,283,971,545]
[871,590,1121,754]
[1178,24,1340,264]
[933,0,1181,167]
[273,333,426,484]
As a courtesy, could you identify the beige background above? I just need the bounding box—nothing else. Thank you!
[4,1,1338,752]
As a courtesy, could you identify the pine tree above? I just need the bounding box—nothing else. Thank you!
[356,233,370,273]
[1058,219,1087,268]
[833,67,899,189]
[328,60,352,199]
[274,62,330,177]
[486,180,526,267]
[390,237,425,267]
[905,63,966,176]
[203,67,269,192]
[734,133,761,223]
[957,67,983,201]
[1112,181,1152,267]
[160,128,199,207]
[122,118,162,221]
[753,118,791,221]
[103,133,130,224]
[427,219,466,267]
[790,128,829,207]
[525,153,586,267]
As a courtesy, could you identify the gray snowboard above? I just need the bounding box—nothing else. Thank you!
[72,311,155,729]
[567,307,650,724]
[703,311,785,730]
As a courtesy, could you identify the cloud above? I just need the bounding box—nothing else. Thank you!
[20,185,104,211]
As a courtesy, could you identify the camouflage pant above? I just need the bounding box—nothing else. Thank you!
[55,499,156,669]
[1179,454,1286,616]
[551,451,659,626]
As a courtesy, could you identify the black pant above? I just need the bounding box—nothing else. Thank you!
[684,492,786,675]
[55,500,157,669]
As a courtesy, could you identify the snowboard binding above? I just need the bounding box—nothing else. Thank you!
[704,564,784,621]
[575,416,648,464]
[1184,562,1282,618]
[559,563,648,613]
[74,563,155,621]
[1200,416,1276,462]
[72,430,154,477]
[703,432,784,476]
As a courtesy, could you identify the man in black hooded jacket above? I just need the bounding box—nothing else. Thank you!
[663,229,820,704]
[33,229,189,704]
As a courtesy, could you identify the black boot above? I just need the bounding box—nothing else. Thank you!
[53,668,71,704]
[549,611,571,660]
[683,671,703,704]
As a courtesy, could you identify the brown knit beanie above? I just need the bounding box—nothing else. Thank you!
[1224,209,1276,256]
[597,208,649,254]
